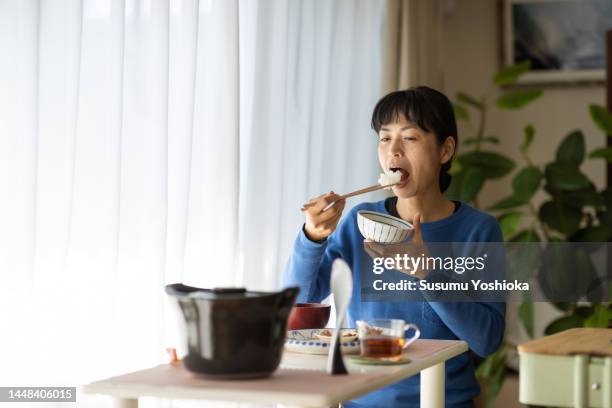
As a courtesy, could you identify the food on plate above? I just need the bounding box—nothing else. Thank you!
[378,170,401,188]
[314,329,358,342]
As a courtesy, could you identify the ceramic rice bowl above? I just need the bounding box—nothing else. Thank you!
[357,210,413,243]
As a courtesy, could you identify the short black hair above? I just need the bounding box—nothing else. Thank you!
[371,86,458,192]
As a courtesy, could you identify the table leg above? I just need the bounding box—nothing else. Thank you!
[421,362,445,408]
[112,397,138,408]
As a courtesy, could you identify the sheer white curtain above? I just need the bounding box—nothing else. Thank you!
[238,0,387,291]
[0,0,386,406]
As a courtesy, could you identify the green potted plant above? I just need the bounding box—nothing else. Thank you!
[446,61,612,407]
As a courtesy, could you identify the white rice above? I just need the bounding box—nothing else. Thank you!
[378,170,401,189]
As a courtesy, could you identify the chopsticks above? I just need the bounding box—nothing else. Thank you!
[300,182,397,212]
[341,183,391,199]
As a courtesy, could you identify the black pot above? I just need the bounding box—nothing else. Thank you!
[166,283,299,379]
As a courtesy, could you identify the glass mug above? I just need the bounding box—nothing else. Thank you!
[356,319,420,358]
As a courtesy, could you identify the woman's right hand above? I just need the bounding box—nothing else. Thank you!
[302,191,346,242]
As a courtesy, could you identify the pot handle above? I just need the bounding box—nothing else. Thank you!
[166,283,249,296]
[165,283,233,296]
[279,286,300,308]
[165,283,203,296]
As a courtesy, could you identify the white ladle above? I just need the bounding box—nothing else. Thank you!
[327,258,353,375]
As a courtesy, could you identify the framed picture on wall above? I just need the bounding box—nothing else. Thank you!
[503,0,612,84]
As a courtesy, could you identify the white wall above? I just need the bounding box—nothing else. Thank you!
[438,0,608,342]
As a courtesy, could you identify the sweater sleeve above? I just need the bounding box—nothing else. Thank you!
[282,212,352,303]
[426,216,506,357]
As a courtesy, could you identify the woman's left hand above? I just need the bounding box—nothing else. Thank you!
[363,213,431,279]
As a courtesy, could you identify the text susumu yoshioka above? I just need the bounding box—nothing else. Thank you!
[371,279,529,292]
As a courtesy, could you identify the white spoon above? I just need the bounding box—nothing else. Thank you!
[327,258,353,375]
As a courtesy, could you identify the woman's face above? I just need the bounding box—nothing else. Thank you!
[377,115,454,199]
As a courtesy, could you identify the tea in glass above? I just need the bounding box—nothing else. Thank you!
[356,319,420,358]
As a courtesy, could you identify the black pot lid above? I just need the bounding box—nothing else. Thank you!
[165,283,275,300]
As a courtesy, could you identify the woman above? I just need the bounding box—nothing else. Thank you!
[283,86,505,407]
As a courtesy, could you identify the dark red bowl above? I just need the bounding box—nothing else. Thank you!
[287,303,331,330]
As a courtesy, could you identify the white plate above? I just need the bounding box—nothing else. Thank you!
[285,329,360,355]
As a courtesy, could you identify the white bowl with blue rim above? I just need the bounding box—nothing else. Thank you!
[285,329,360,355]
[357,210,413,243]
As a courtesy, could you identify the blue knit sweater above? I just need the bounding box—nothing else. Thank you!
[282,199,506,407]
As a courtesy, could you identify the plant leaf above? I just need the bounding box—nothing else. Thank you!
[539,200,582,236]
[509,229,540,242]
[449,159,463,175]
[463,137,478,146]
[483,136,500,144]
[485,362,507,408]
[544,314,585,335]
[584,304,612,328]
[538,245,599,300]
[545,163,590,191]
[476,345,508,408]
[556,130,585,166]
[551,249,598,300]
[493,61,531,86]
[552,302,573,312]
[457,91,483,110]
[457,151,515,179]
[586,277,607,303]
[498,212,522,240]
[589,147,612,162]
[575,306,596,317]
[518,301,534,338]
[559,186,605,209]
[506,240,540,282]
[496,90,542,110]
[444,171,463,201]
[453,103,469,121]
[488,168,541,211]
[488,196,527,211]
[512,166,542,202]
[599,188,612,227]
[602,188,612,208]
[589,104,612,135]
[570,225,611,242]
[460,168,486,202]
[446,168,486,203]
[445,169,483,201]
[520,124,535,152]
[464,136,500,146]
